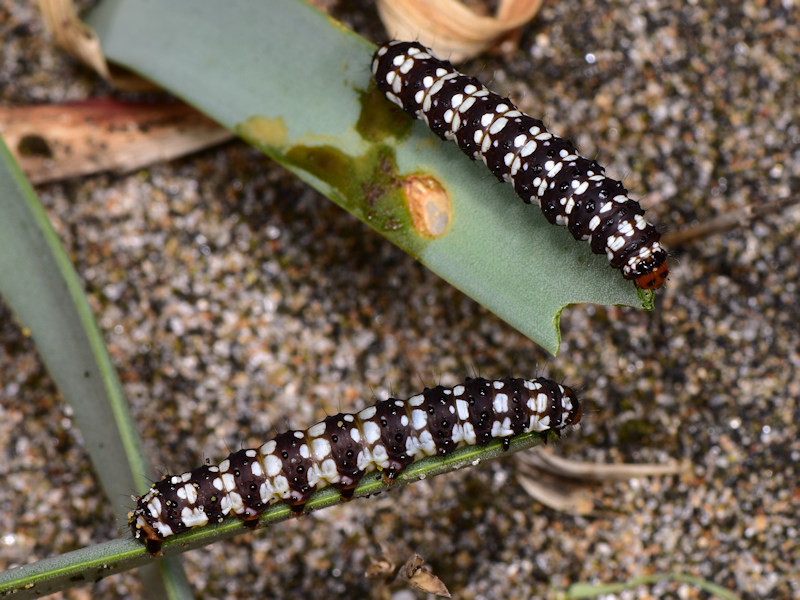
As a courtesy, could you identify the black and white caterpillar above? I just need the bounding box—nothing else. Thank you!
[131,376,580,555]
[372,41,669,290]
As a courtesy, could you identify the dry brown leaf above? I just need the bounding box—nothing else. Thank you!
[661,197,800,247]
[376,0,545,62]
[518,447,687,481]
[37,0,154,91]
[514,448,688,515]
[0,100,233,184]
[516,469,597,515]
[398,554,452,598]
[365,548,451,598]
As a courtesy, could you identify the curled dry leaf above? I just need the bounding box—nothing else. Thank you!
[661,196,800,247]
[38,0,154,91]
[365,547,451,598]
[514,448,687,515]
[0,99,232,184]
[399,554,452,598]
[376,0,545,62]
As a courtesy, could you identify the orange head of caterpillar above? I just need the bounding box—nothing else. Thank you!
[634,261,669,290]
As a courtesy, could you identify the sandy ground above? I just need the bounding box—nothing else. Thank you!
[1,0,798,598]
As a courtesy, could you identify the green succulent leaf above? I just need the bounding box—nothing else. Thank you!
[0,135,190,596]
[85,0,645,356]
[0,428,554,597]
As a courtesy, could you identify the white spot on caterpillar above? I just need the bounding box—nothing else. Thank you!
[219,493,233,515]
[306,464,322,488]
[493,393,509,413]
[536,392,549,414]
[147,497,162,519]
[356,448,371,471]
[480,134,493,154]
[462,422,477,444]
[617,220,634,236]
[259,480,276,504]
[358,406,377,420]
[491,417,514,438]
[307,422,325,437]
[450,423,465,443]
[391,75,403,95]
[399,57,414,74]
[417,430,436,455]
[311,437,332,460]
[319,458,338,482]
[458,96,476,114]
[264,454,282,478]
[362,420,381,444]
[408,394,424,407]
[272,475,289,497]
[371,444,389,468]
[154,521,174,537]
[488,117,508,135]
[608,235,626,252]
[181,506,209,528]
[183,484,198,504]
[519,140,537,157]
[221,473,236,492]
[411,409,427,430]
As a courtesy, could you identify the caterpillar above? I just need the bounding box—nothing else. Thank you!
[372,41,669,290]
[131,376,580,555]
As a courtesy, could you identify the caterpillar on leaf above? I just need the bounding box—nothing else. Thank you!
[372,41,669,290]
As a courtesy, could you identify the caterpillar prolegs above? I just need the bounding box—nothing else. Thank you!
[131,377,580,555]
[372,41,669,290]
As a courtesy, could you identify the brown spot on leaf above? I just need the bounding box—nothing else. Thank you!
[403,175,452,238]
